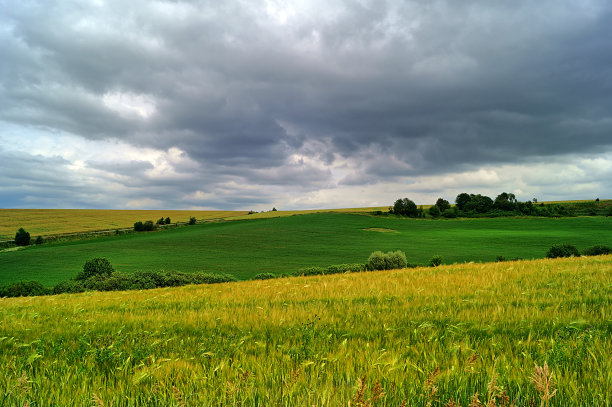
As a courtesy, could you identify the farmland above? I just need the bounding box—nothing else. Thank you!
[1,255,610,405]
[2,213,612,286]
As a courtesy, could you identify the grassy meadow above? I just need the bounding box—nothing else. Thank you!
[0,255,610,406]
[1,213,611,286]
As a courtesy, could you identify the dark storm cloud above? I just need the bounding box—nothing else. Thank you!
[1,0,612,208]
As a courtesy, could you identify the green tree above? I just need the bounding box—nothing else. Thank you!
[494,192,517,211]
[428,205,441,218]
[435,198,451,212]
[393,198,418,217]
[14,228,31,246]
[455,193,472,211]
[76,258,115,280]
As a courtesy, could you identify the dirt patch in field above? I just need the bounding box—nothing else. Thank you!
[363,227,399,233]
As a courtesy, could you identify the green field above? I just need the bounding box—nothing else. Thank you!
[0,256,610,405]
[1,213,611,286]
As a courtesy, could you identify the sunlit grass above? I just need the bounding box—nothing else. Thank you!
[1,256,609,405]
[0,209,249,240]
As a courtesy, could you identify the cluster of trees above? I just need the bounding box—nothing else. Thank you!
[391,192,585,218]
[156,216,171,225]
[13,228,43,246]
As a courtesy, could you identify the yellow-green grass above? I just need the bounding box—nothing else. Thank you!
[1,256,609,406]
[0,209,249,240]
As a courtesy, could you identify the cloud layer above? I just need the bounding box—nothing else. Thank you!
[1,0,611,209]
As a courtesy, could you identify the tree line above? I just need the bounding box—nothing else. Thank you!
[390,193,606,218]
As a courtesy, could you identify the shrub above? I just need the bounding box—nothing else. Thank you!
[368,251,407,270]
[441,208,457,218]
[429,255,442,267]
[34,236,44,245]
[546,244,580,258]
[76,258,115,280]
[253,272,276,280]
[0,281,50,297]
[165,217,171,224]
[385,251,408,269]
[428,205,441,218]
[582,245,612,256]
[189,217,197,225]
[133,221,144,231]
[53,280,85,294]
[367,251,387,271]
[14,228,31,246]
[297,266,326,276]
[143,220,156,231]
[156,217,165,225]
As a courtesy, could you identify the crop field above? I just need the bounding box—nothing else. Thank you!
[2,213,612,286]
[0,255,610,406]
[0,209,251,240]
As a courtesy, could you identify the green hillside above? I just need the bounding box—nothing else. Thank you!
[1,213,611,286]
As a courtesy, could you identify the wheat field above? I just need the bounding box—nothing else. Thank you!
[1,255,610,406]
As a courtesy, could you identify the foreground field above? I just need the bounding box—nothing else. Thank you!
[1,213,611,286]
[0,256,610,405]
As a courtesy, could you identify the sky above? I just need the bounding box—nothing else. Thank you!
[1,0,611,210]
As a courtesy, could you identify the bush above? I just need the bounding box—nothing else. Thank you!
[428,205,441,218]
[156,217,165,225]
[189,217,197,225]
[53,280,86,294]
[165,217,171,224]
[0,281,50,297]
[14,228,31,246]
[582,245,612,256]
[143,220,156,231]
[385,251,408,269]
[367,251,387,271]
[297,266,326,276]
[429,255,442,267]
[546,244,580,258]
[133,221,144,231]
[253,272,276,280]
[441,208,457,218]
[34,236,44,245]
[367,251,407,270]
[76,258,115,280]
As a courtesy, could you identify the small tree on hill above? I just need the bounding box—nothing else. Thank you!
[393,198,418,217]
[189,216,197,225]
[76,258,115,280]
[165,217,171,224]
[15,228,31,246]
[435,198,451,212]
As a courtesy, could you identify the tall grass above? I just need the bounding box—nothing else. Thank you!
[0,256,610,405]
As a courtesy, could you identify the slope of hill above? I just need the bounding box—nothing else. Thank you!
[1,213,611,286]
[0,256,609,405]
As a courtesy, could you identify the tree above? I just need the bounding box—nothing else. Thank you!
[164,217,171,224]
[188,217,197,225]
[494,192,517,211]
[14,228,31,246]
[455,193,472,211]
[464,194,494,213]
[435,198,451,212]
[34,236,44,245]
[76,258,115,280]
[156,217,165,225]
[428,205,441,218]
[393,198,418,217]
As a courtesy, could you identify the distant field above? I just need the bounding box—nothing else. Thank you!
[0,256,609,405]
[0,209,249,240]
[1,213,611,286]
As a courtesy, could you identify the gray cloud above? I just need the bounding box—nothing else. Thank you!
[1,0,612,208]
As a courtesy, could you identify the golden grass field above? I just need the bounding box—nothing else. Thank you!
[0,209,249,240]
[0,207,395,240]
[1,256,609,405]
